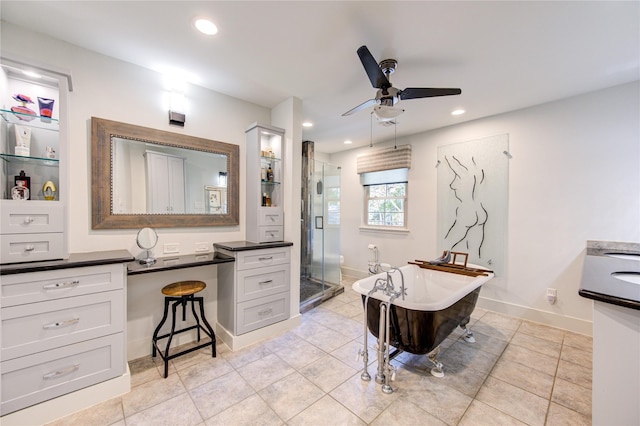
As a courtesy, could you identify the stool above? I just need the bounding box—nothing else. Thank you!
[152,280,216,378]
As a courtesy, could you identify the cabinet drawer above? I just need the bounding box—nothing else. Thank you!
[0,201,64,234]
[257,226,283,242]
[1,334,125,416]
[258,209,283,226]
[1,263,126,307]
[236,292,290,335]
[236,246,290,270]
[237,264,290,303]
[0,232,65,264]
[1,290,124,361]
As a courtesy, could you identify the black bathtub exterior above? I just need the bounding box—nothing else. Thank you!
[363,287,481,354]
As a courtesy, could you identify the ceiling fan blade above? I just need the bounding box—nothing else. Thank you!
[342,98,377,116]
[399,87,462,100]
[357,45,391,90]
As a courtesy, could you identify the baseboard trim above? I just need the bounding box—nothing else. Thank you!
[477,296,593,336]
[215,315,302,351]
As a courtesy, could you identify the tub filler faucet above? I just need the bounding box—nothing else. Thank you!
[358,266,406,394]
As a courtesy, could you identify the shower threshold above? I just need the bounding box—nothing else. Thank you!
[299,277,344,313]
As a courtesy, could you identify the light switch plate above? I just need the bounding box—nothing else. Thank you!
[164,243,180,254]
[195,242,209,252]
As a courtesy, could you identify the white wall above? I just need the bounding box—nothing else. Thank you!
[331,81,640,334]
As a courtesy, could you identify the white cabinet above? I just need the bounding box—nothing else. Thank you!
[0,59,69,263]
[217,246,291,336]
[144,150,186,214]
[245,123,285,243]
[0,263,127,416]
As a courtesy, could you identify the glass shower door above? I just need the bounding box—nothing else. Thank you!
[310,161,341,289]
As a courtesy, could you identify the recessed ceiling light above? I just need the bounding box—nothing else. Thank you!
[194,18,218,35]
[302,121,313,127]
[451,109,465,116]
[344,140,352,145]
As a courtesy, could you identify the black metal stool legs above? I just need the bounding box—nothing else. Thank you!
[151,294,217,378]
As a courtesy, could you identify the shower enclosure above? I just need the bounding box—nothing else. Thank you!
[300,141,342,311]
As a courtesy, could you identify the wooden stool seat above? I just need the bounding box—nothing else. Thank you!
[161,280,206,297]
[152,280,216,378]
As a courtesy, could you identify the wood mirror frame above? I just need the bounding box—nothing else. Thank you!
[91,117,239,229]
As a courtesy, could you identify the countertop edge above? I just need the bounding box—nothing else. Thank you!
[213,240,294,251]
[579,288,640,311]
[127,252,235,275]
[0,250,134,275]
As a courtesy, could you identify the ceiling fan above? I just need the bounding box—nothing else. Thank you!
[343,45,462,122]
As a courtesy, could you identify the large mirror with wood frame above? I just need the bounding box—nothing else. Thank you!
[91,117,239,229]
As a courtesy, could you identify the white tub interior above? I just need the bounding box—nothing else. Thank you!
[352,264,494,311]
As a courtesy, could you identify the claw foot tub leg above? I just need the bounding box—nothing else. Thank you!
[459,316,476,343]
[427,346,445,377]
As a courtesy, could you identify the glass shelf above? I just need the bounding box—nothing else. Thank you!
[260,155,281,162]
[261,180,281,185]
[0,153,59,166]
[0,108,59,131]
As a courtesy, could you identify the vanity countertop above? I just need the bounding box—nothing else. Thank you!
[213,240,294,252]
[0,249,134,275]
[579,240,640,310]
[127,252,235,275]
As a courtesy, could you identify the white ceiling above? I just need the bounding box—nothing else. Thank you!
[2,1,638,153]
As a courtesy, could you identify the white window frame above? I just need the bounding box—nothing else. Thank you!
[360,168,409,231]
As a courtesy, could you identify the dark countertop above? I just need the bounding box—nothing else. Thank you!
[127,252,235,275]
[579,241,640,310]
[213,240,293,252]
[0,250,134,275]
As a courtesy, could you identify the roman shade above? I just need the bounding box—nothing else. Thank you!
[356,144,412,174]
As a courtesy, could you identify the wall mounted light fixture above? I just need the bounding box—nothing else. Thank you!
[168,90,185,126]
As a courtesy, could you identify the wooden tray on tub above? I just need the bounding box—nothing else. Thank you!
[409,251,493,277]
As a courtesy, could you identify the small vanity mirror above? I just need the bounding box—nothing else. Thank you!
[136,227,158,265]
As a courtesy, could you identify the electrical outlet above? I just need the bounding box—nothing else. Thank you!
[195,242,209,252]
[163,243,180,254]
[546,288,557,304]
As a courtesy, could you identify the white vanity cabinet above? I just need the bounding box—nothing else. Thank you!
[216,243,292,337]
[144,150,186,214]
[0,58,69,264]
[0,255,130,417]
[245,123,285,243]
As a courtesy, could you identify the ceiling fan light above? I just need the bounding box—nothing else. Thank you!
[374,105,404,122]
[451,109,465,116]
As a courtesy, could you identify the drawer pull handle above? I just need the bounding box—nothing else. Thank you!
[43,317,80,329]
[258,308,273,316]
[43,364,80,380]
[24,216,34,224]
[24,245,35,252]
[259,256,273,261]
[43,280,80,290]
[259,279,273,285]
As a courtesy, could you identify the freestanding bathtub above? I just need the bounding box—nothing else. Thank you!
[352,263,494,356]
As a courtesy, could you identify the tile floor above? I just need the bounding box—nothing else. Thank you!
[48,280,593,426]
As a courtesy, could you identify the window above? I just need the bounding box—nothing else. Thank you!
[364,181,407,228]
[326,186,340,225]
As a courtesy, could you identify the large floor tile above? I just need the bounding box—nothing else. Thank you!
[563,332,593,352]
[299,354,358,392]
[272,338,327,370]
[125,393,202,426]
[371,398,447,426]
[188,370,255,420]
[204,394,283,426]
[288,395,365,426]
[500,343,559,376]
[236,353,296,391]
[546,401,592,426]
[258,372,325,421]
[459,400,527,426]
[178,355,235,390]
[403,373,473,425]
[559,345,592,369]
[510,332,562,358]
[556,359,592,389]
[518,320,565,344]
[490,358,555,399]
[330,371,401,423]
[551,377,592,416]
[476,376,549,426]
[121,374,186,417]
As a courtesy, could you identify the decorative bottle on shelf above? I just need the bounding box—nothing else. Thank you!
[267,164,274,182]
[11,181,29,200]
[14,170,31,200]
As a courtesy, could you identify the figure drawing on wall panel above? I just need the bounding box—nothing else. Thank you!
[437,134,509,276]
